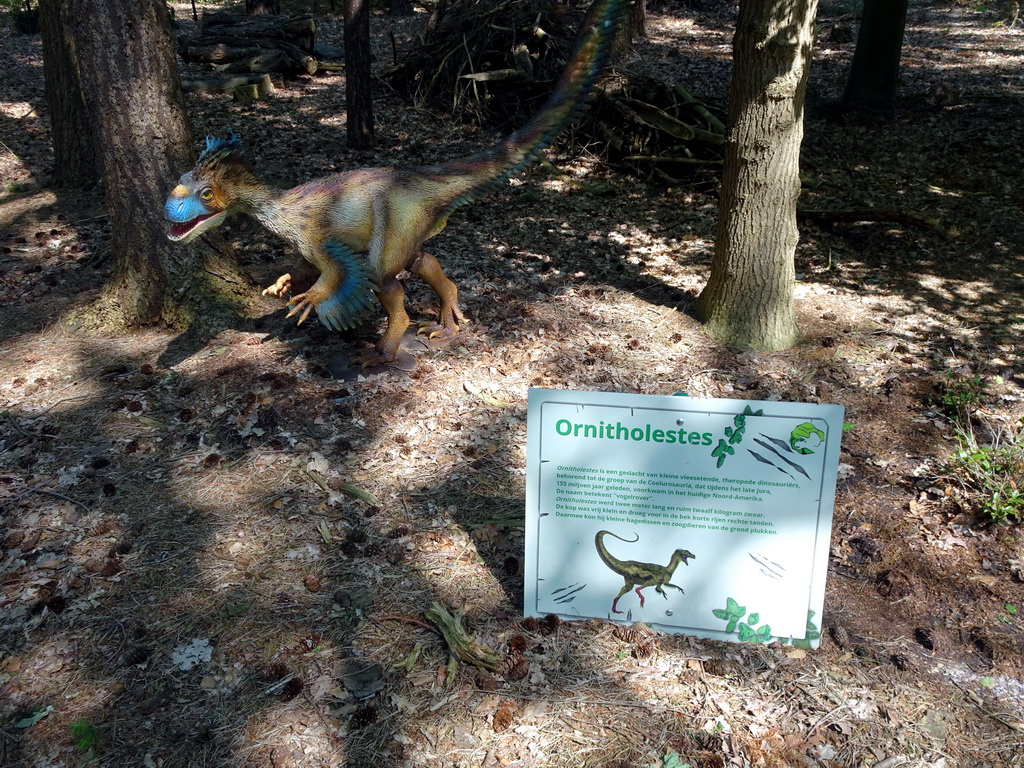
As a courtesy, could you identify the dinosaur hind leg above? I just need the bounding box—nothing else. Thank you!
[360,275,411,368]
[611,583,633,615]
[410,251,466,339]
[634,586,646,608]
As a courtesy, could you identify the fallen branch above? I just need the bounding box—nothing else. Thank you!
[799,209,942,231]
[424,602,503,672]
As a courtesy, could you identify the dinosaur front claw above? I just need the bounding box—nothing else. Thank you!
[263,273,293,299]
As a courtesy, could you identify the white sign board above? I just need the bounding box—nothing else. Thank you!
[524,389,844,647]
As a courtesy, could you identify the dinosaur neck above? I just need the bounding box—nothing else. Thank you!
[238,183,304,245]
[595,531,627,573]
[664,552,685,576]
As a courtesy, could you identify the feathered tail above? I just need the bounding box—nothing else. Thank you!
[433,0,629,211]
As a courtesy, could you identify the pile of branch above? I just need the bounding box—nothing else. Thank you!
[177,12,344,99]
[583,74,726,184]
[386,0,582,124]
[388,0,725,183]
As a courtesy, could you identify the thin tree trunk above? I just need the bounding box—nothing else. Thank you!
[695,0,817,351]
[344,0,375,149]
[843,0,909,110]
[38,0,100,188]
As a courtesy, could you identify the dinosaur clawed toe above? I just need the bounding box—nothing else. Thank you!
[415,321,461,346]
[263,273,294,299]
[285,293,317,326]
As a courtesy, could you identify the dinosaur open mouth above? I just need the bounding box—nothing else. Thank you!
[167,213,214,242]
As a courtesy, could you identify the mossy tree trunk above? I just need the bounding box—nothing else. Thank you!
[695,0,818,351]
[60,0,255,332]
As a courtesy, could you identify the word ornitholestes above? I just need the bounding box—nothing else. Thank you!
[164,0,628,368]
[595,530,695,614]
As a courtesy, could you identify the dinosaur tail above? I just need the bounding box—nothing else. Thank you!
[594,529,638,571]
[432,0,628,212]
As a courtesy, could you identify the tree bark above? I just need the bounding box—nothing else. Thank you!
[842,0,909,110]
[695,0,817,351]
[63,0,254,331]
[38,0,100,188]
[344,0,375,149]
[387,0,414,16]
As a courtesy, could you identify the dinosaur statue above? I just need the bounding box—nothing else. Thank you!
[595,530,695,615]
[165,0,628,368]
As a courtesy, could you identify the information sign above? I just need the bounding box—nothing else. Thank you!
[524,389,844,646]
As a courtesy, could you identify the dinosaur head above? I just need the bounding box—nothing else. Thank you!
[674,549,696,566]
[165,134,256,243]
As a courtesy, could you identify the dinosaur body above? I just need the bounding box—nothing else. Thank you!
[595,530,695,615]
[165,0,627,367]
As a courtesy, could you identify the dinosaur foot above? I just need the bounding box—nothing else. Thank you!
[415,321,461,350]
[327,328,449,379]
[326,348,417,380]
[360,348,417,374]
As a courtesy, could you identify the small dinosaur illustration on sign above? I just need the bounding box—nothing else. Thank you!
[595,530,696,614]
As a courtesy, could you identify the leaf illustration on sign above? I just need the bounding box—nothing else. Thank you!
[710,405,764,467]
[790,423,826,454]
[713,597,773,643]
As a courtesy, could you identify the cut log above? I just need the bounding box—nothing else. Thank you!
[212,49,288,75]
[185,40,317,75]
[182,73,275,98]
[174,12,318,79]
[185,44,264,64]
[200,12,316,52]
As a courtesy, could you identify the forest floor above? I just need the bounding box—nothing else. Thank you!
[2,1,1024,766]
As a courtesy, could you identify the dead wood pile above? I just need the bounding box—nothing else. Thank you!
[386,0,586,123]
[583,73,725,184]
[177,12,343,86]
[388,0,725,183]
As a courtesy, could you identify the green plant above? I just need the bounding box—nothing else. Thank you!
[70,720,104,754]
[648,752,691,768]
[944,421,1024,525]
[712,600,822,647]
[935,372,988,425]
[4,0,39,34]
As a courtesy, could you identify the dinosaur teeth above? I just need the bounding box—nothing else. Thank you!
[167,213,216,242]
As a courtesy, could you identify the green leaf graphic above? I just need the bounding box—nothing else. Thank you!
[726,597,745,618]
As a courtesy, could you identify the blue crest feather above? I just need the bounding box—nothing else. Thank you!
[198,132,243,166]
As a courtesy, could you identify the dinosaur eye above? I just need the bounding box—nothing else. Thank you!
[199,188,215,202]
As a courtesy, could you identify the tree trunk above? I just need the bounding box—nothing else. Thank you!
[63,0,254,331]
[695,0,817,351]
[625,0,646,41]
[387,0,414,16]
[38,0,100,188]
[344,0,375,149]
[842,0,909,110]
